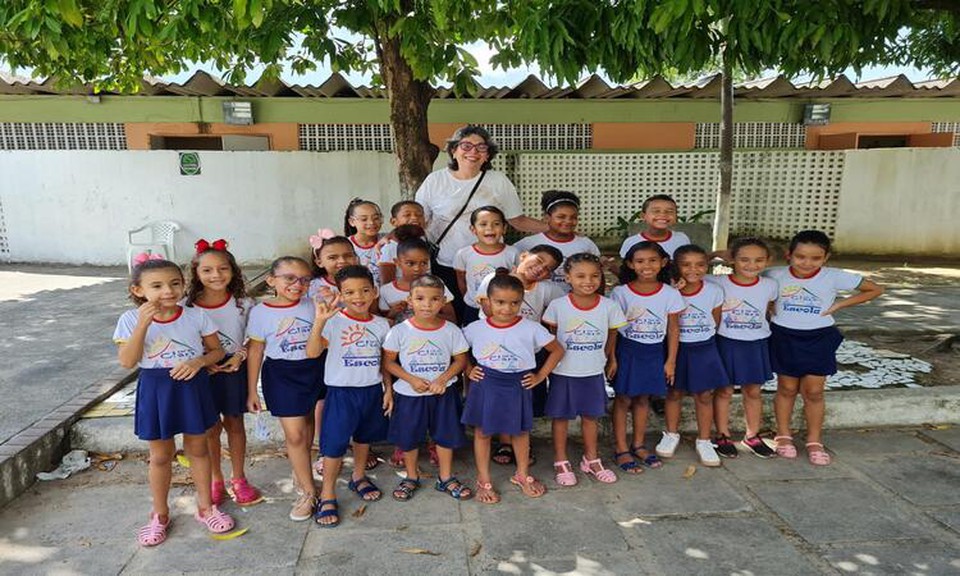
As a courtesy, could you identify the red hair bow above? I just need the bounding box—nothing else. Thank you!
[195,238,229,254]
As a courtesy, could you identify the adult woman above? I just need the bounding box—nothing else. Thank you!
[415,125,547,320]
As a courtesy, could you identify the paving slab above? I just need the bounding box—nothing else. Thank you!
[921,426,960,452]
[475,551,652,576]
[619,516,823,576]
[825,428,936,458]
[723,450,858,483]
[928,506,960,535]
[848,453,960,507]
[750,478,935,544]
[820,539,960,575]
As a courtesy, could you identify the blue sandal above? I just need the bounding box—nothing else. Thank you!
[435,476,474,500]
[348,476,382,502]
[614,451,643,474]
[392,477,421,501]
[631,445,664,469]
[314,499,340,528]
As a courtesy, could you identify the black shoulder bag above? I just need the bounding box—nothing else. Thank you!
[429,170,487,265]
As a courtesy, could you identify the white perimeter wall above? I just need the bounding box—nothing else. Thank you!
[834,148,960,256]
[0,151,403,265]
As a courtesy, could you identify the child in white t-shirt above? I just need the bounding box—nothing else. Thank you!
[618,194,691,260]
[379,201,427,284]
[454,205,519,325]
[766,230,883,466]
[379,226,456,324]
[513,190,600,285]
[344,198,385,285]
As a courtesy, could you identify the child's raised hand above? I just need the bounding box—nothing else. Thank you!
[317,286,336,305]
[170,358,204,381]
[314,294,341,322]
[137,301,160,326]
[521,371,546,389]
[467,365,485,382]
[605,356,618,381]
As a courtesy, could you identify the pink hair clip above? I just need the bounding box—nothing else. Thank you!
[132,252,164,266]
[308,228,337,249]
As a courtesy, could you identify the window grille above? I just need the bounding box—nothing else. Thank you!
[0,122,127,150]
[695,122,806,149]
[931,122,960,147]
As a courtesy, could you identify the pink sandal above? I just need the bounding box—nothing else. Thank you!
[774,436,798,459]
[580,456,618,484]
[195,505,235,534]
[806,442,832,466]
[554,460,578,487]
[137,513,169,547]
[510,474,547,498]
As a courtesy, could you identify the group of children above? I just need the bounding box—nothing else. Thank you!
[115,192,882,545]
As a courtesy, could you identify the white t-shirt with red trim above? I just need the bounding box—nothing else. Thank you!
[610,283,686,344]
[379,235,431,281]
[766,266,863,330]
[114,306,217,369]
[542,294,627,377]
[677,282,723,343]
[383,319,469,397]
[187,296,254,355]
[246,298,316,360]
[351,235,382,286]
[618,230,692,259]
[453,244,520,310]
[512,233,600,284]
[321,311,391,388]
[706,274,778,341]
[463,317,555,373]
[378,281,454,322]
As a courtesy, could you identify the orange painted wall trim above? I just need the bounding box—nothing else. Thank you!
[125,122,300,150]
[818,133,859,150]
[806,122,931,150]
[907,132,954,148]
[593,122,695,151]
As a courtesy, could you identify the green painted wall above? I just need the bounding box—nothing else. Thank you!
[1,95,959,123]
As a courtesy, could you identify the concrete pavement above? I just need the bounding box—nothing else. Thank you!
[1,427,959,575]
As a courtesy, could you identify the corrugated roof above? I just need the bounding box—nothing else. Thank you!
[1,70,958,99]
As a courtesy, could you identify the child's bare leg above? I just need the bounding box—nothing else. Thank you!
[581,417,599,460]
[313,400,324,449]
[279,416,314,496]
[630,395,650,448]
[741,384,763,437]
[221,415,247,479]
[800,375,827,444]
[206,421,225,483]
[403,448,420,480]
[693,390,715,441]
[182,433,213,512]
[713,386,734,437]
[612,395,631,454]
[774,375,800,442]
[512,433,532,479]
[474,429,493,484]
[552,419,569,464]
[436,446,455,481]
[664,389,683,434]
[147,439,175,521]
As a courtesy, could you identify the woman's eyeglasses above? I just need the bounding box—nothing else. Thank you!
[457,141,489,153]
[274,275,312,286]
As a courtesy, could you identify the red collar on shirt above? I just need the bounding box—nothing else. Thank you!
[628,283,663,297]
[193,295,231,309]
[728,274,760,287]
[486,317,522,329]
[341,310,374,322]
[153,306,184,324]
[350,235,376,250]
[410,318,445,331]
[472,244,505,256]
[263,299,299,308]
[545,232,575,243]
[788,267,822,279]
[568,293,600,311]
[680,282,704,297]
[641,230,672,242]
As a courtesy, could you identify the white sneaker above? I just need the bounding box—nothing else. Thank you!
[655,431,681,458]
[696,439,721,467]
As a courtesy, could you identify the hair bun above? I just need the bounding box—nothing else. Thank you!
[393,224,424,242]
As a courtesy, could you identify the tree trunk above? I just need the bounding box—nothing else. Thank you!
[376,33,436,198]
[711,46,734,252]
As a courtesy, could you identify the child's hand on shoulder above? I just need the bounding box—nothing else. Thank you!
[137,301,160,325]
[314,295,341,322]
[170,358,204,381]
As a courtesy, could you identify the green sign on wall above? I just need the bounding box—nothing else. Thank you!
[179,152,201,176]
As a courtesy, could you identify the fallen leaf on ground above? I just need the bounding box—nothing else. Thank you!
[469,542,482,557]
[401,548,441,556]
[682,465,697,479]
[210,527,249,541]
[352,504,367,518]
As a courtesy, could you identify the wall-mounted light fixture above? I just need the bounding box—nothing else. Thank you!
[803,103,831,126]
[222,101,254,125]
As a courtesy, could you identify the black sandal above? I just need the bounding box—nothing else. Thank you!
[492,443,516,466]
[392,477,421,502]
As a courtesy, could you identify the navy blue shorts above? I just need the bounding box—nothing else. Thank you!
[612,338,667,398]
[545,374,606,419]
[135,368,219,441]
[770,324,843,378]
[716,336,773,386]
[461,367,532,436]
[674,337,730,394]
[261,357,325,418]
[388,387,466,451]
[320,384,389,458]
[209,356,247,417]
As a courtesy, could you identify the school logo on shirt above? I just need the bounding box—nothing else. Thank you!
[276,316,313,354]
[216,331,238,352]
[780,285,822,315]
[624,306,665,342]
[470,263,496,286]
[406,338,448,374]
[477,342,522,371]
[679,304,713,336]
[722,298,763,330]
[146,337,198,363]
[562,320,604,352]
[340,323,382,368]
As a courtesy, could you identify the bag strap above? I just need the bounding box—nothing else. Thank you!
[435,170,487,248]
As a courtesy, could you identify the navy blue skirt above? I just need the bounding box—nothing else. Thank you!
[388,387,466,451]
[209,356,248,417]
[716,336,773,386]
[135,368,219,441]
[612,338,667,398]
[261,357,325,418]
[674,337,730,393]
[545,374,607,419]
[320,384,389,458]
[461,367,533,436]
[770,324,843,377]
